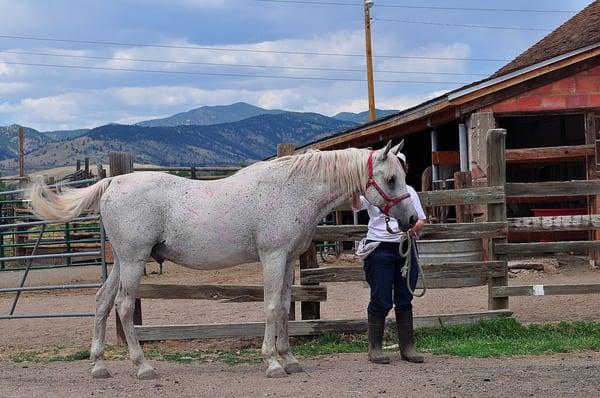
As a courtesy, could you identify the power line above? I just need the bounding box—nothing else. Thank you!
[0,60,471,84]
[0,34,510,62]
[374,18,552,32]
[254,0,576,13]
[0,50,489,77]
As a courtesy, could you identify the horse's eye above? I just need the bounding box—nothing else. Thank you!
[387,176,396,185]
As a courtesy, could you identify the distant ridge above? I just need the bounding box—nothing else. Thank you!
[137,102,286,127]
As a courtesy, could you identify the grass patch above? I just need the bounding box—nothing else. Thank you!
[4,319,600,364]
[416,318,600,357]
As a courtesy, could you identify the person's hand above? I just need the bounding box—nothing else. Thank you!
[408,228,417,238]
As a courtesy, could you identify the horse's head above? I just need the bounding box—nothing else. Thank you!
[364,140,418,231]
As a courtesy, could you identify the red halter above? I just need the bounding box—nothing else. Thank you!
[365,151,411,215]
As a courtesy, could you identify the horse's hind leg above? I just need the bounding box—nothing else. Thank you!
[260,251,288,378]
[114,259,157,379]
[90,258,120,378]
[276,258,302,374]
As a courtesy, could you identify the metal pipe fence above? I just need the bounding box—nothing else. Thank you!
[0,176,108,320]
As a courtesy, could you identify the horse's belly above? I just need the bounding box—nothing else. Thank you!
[156,234,259,270]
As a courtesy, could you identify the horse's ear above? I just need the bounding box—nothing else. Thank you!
[381,140,393,159]
[392,139,404,155]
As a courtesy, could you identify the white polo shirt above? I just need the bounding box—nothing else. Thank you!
[352,186,426,243]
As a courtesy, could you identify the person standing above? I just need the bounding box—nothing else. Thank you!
[352,153,426,364]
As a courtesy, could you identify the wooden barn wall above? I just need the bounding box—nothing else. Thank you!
[481,65,600,114]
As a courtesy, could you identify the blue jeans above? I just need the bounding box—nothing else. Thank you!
[363,240,419,317]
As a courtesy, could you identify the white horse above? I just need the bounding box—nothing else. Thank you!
[28,140,417,379]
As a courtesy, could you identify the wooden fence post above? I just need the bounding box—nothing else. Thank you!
[585,112,600,265]
[299,244,320,319]
[109,152,142,344]
[454,171,473,223]
[277,144,296,320]
[486,129,508,310]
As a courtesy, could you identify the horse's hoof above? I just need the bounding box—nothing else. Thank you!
[91,366,111,379]
[266,365,287,378]
[137,364,157,380]
[284,362,303,374]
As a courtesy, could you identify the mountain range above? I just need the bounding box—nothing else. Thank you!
[0,103,398,175]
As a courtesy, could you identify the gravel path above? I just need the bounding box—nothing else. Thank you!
[1,351,600,397]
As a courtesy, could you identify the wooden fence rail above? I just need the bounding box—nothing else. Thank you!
[134,310,513,341]
[138,284,326,302]
[493,284,600,298]
[300,261,506,284]
[506,180,600,197]
[313,222,507,242]
[494,241,600,255]
[507,215,600,232]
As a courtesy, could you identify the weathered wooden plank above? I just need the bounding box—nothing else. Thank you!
[137,284,327,303]
[417,186,505,207]
[314,222,507,242]
[487,129,508,311]
[494,240,600,255]
[493,283,600,298]
[508,215,600,232]
[135,310,513,341]
[421,222,507,239]
[299,244,320,320]
[506,180,600,197]
[505,144,594,164]
[432,150,460,165]
[300,261,506,284]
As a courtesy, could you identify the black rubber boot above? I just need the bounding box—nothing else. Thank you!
[395,309,424,363]
[367,313,390,364]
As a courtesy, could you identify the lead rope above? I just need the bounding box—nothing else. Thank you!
[385,217,427,298]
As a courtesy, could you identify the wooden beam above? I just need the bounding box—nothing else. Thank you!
[299,244,320,320]
[418,186,504,207]
[300,261,506,284]
[508,215,600,232]
[507,195,587,204]
[137,284,327,303]
[135,310,513,341]
[313,222,507,241]
[493,284,600,298]
[421,221,507,240]
[506,144,594,164]
[432,150,460,165]
[486,129,508,311]
[494,240,600,255]
[506,180,600,197]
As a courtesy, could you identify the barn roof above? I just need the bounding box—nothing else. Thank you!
[492,0,600,78]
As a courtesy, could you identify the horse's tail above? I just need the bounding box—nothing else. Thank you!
[29,178,113,222]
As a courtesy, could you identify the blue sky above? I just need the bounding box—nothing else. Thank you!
[0,0,592,130]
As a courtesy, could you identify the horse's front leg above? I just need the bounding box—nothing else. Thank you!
[260,251,288,378]
[276,258,303,374]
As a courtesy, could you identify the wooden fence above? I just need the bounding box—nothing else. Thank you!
[131,128,600,341]
[133,129,517,341]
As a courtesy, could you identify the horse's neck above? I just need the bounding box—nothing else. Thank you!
[310,182,354,221]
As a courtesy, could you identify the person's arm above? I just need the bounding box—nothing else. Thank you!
[410,219,425,237]
[407,186,427,237]
[351,194,367,212]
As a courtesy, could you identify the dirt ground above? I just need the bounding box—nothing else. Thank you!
[1,352,600,398]
[0,256,599,397]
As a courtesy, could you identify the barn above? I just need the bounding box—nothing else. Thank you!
[302,1,600,253]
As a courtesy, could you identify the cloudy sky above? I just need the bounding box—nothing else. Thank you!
[0,0,592,131]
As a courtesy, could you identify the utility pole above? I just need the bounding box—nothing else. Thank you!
[18,127,25,179]
[364,0,376,122]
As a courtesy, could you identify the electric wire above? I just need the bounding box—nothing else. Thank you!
[0,60,471,84]
[0,50,489,77]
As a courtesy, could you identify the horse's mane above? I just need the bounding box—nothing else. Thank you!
[273,148,399,196]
